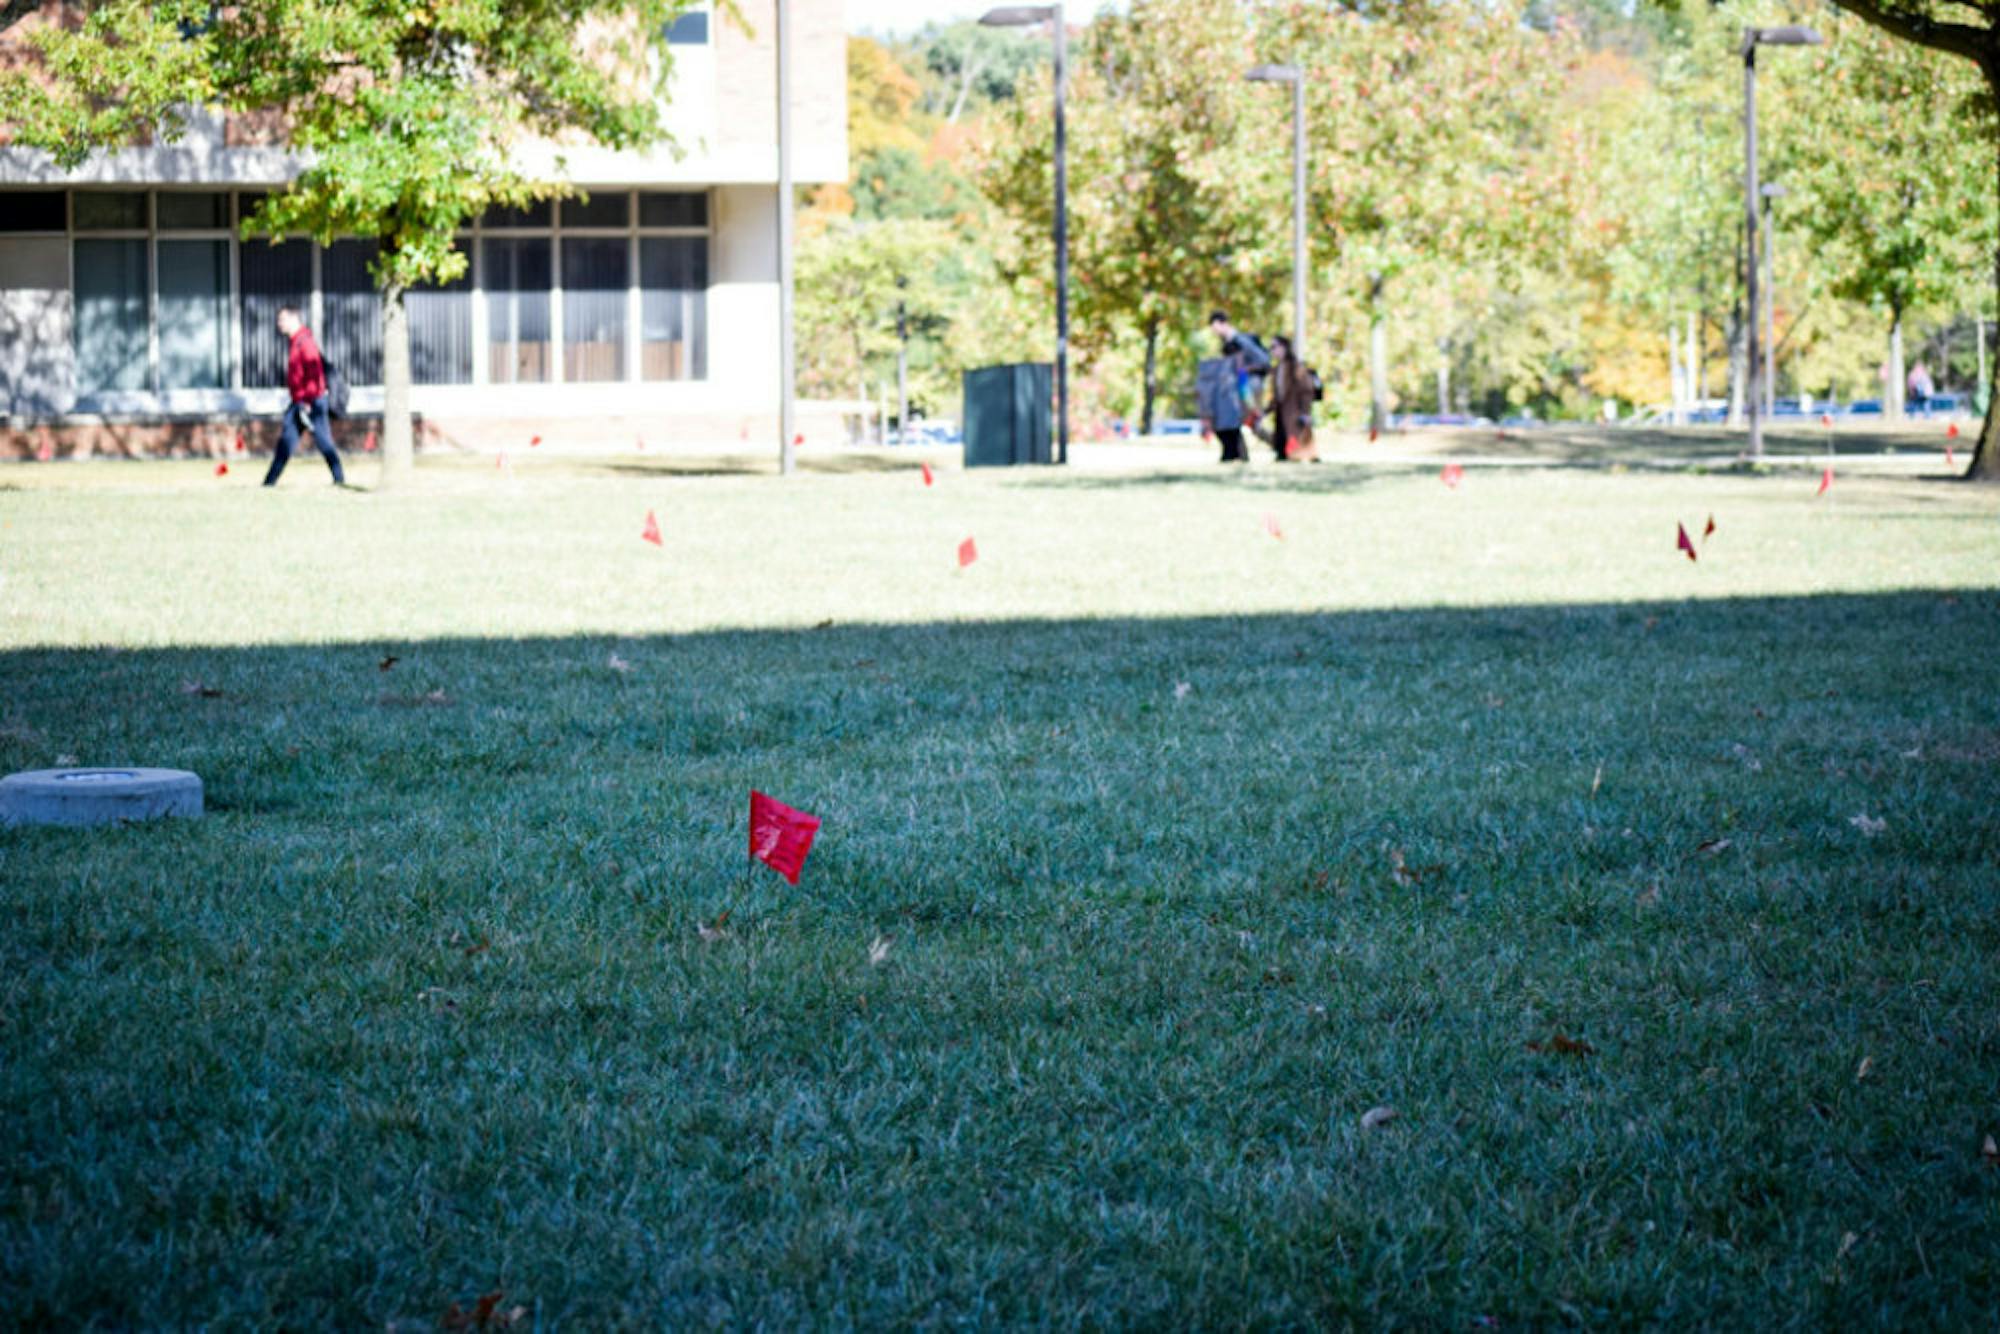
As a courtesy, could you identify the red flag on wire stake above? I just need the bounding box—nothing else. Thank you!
[363,429,378,453]
[214,462,228,477]
[1820,413,1833,429]
[1818,467,1834,497]
[1947,420,1961,439]
[1264,512,1285,541]
[1369,428,1380,444]
[921,462,934,487]
[1440,463,1464,489]
[641,510,663,547]
[234,429,246,453]
[1285,437,1301,460]
[749,790,820,885]
[530,434,542,448]
[793,433,805,449]
[958,537,978,568]
[35,437,53,462]
[1947,443,1957,469]
[1703,514,1716,543]
[1677,522,1698,563]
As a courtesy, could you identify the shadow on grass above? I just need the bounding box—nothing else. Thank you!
[3,589,1999,1327]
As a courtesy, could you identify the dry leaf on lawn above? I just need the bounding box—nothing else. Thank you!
[1360,1105,1398,1130]
[867,935,892,967]
[1694,837,1733,858]
[697,909,732,943]
[378,655,400,672]
[1855,1056,1873,1082]
[1526,1032,1598,1058]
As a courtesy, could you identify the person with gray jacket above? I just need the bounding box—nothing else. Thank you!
[1196,356,1248,462]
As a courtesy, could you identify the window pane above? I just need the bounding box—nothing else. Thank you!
[562,194,629,229]
[665,12,708,43]
[158,239,230,390]
[563,238,628,383]
[239,240,312,388]
[322,239,383,386]
[411,263,473,385]
[157,192,228,230]
[0,192,66,232]
[73,239,150,394]
[480,201,551,229]
[640,237,706,382]
[74,192,146,230]
[484,237,552,384]
[639,192,707,229]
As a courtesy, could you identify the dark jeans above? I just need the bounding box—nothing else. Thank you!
[265,396,344,486]
[1216,426,1247,462]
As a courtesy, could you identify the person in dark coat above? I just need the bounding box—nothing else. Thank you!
[1266,335,1319,463]
[265,306,346,487]
[1196,356,1248,462]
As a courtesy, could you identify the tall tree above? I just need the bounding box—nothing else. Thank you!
[2,0,696,488]
[1776,0,2000,478]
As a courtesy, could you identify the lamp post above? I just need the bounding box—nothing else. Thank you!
[1245,64,1307,359]
[777,0,796,476]
[981,4,1068,464]
[1742,24,1821,460]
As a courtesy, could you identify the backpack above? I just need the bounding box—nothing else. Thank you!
[323,357,351,420]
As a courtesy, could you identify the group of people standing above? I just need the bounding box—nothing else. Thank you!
[1196,310,1322,464]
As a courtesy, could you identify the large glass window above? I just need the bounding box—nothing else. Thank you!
[157,192,228,230]
[74,192,146,231]
[665,11,708,43]
[322,239,383,386]
[411,262,474,385]
[562,194,630,229]
[73,239,150,394]
[640,237,706,382]
[562,238,629,383]
[240,239,312,388]
[640,192,707,228]
[157,240,230,390]
[484,237,552,384]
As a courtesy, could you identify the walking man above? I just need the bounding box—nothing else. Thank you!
[265,306,346,487]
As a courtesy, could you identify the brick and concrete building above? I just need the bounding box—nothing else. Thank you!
[0,0,846,458]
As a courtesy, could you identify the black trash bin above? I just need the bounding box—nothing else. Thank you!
[963,363,1053,468]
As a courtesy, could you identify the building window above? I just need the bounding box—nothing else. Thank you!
[484,237,552,384]
[640,192,707,228]
[562,237,629,383]
[641,237,706,381]
[561,194,631,230]
[157,240,231,390]
[665,11,708,44]
[74,191,147,231]
[322,239,384,386]
[157,192,228,230]
[73,238,151,394]
[240,239,312,388]
[0,192,65,233]
[411,262,474,386]
[480,201,552,229]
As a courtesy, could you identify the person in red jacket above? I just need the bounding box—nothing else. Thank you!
[264,306,346,486]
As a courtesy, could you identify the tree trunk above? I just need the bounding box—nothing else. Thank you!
[1140,320,1159,435]
[1369,310,1389,435]
[1976,98,2000,479]
[378,280,413,489]
[1887,309,1906,421]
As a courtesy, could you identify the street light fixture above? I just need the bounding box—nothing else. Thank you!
[1743,24,1821,460]
[1245,64,1307,362]
[982,3,1068,464]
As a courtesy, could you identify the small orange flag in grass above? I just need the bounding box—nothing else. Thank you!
[1818,467,1834,497]
[921,462,935,487]
[214,462,229,477]
[363,429,378,453]
[1677,522,1697,563]
[641,510,663,546]
[1440,463,1464,489]
[750,790,820,885]
[1947,420,1961,439]
[1703,514,1717,543]
[958,536,979,568]
[35,436,53,462]
[234,429,246,453]
[1263,512,1285,541]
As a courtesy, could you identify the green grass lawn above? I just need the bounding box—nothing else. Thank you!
[4,438,1999,1325]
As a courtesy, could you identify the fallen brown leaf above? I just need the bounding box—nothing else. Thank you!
[1855,1055,1873,1082]
[463,936,491,958]
[1526,1032,1598,1058]
[378,655,400,672]
[1360,1105,1398,1130]
[441,1291,522,1329]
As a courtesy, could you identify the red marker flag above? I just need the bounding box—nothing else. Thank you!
[793,432,805,448]
[1947,443,1957,469]
[958,536,978,567]
[749,790,820,885]
[920,462,935,487]
[1947,420,1961,439]
[530,434,542,448]
[1819,413,1833,428]
[1369,427,1380,444]
[363,428,378,453]
[214,462,229,477]
[1264,511,1285,540]
[234,429,246,453]
[1677,522,1697,563]
[1703,514,1716,543]
[1440,463,1464,489]
[641,510,663,546]
[1818,467,1834,496]
[35,437,53,462]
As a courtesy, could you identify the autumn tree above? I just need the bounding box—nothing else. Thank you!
[1,0,697,488]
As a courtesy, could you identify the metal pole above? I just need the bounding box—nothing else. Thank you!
[1763,191,1776,415]
[1292,75,1306,356]
[1053,7,1069,464]
[1744,36,1763,459]
[896,299,908,444]
[777,0,797,476]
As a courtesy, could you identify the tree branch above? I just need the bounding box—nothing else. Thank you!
[1826,0,1992,67]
